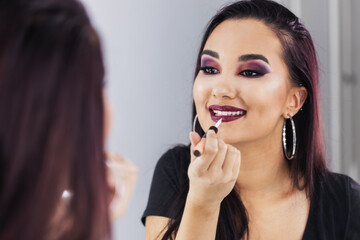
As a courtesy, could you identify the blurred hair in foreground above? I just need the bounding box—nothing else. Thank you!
[0,0,111,239]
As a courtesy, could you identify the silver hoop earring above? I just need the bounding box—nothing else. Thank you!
[282,114,296,160]
[192,114,198,132]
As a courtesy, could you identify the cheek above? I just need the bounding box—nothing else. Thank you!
[193,76,211,109]
[250,77,288,110]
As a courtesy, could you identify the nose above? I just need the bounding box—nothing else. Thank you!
[211,80,236,99]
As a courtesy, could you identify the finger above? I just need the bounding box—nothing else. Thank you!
[231,148,241,178]
[200,130,218,167]
[190,131,204,158]
[191,136,206,158]
[189,132,205,161]
[220,145,236,176]
[208,139,227,171]
[191,130,218,171]
[189,131,201,147]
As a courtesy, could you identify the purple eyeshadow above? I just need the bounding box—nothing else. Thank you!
[243,61,272,74]
[201,56,218,67]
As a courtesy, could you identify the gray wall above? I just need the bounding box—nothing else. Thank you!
[81,0,360,239]
[353,0,360,179]
[340,0,360,180]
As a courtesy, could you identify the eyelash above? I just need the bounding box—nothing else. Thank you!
[200,66,265,77]
[200,66,220,74]
[238,70,264,77]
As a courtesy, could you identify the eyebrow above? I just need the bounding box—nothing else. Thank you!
[239,54,269,64]
[201,50,219,59]
[201,50,270,64]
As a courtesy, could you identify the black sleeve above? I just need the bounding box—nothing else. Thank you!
[345,177,360,240]
[302,173,359,240]
[141,145,190,225]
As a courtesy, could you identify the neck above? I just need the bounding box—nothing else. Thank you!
[234,132,293,200]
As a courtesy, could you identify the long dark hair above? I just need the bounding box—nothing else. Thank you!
[163,0,327,239]
[0,0,110,239]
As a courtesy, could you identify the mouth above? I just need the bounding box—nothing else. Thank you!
[209,105,247,122]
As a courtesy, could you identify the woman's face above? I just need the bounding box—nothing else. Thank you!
[193,19,295,147]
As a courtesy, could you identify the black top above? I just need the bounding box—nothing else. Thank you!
[142,145,360,240]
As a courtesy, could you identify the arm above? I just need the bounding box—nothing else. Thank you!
[144,131,240,240]
[106,153,138,221]
[145,216,171,240]
[175,199,220,239]
[143,147,186,240]
[144,205,220,240]
[175,130,241,239]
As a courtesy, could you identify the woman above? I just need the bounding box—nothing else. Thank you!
[0,0,136,239]
[143,0,360,239]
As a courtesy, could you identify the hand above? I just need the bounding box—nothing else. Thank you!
[106,152,138,221]
[187,130,241,207]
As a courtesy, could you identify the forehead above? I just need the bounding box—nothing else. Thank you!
[204,19,283,62]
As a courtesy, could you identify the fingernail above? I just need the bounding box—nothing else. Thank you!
[193,150,201,157]
[208,126,218,134]
[202,126,218,138]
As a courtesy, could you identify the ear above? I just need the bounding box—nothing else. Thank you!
[282,86,308,118]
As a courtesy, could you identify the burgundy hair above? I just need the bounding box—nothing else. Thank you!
[164,0,328,239]
[0,0,110,239]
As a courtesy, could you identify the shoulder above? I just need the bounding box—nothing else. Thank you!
[332,173,360,239]
[155,145,190,174]
[152,144,190,190]
[323,172,358,185]
[157,144,190,166]
[325,173,360,239]
[142,145,190,224]
[347,176,360,239]
[315,172,360,207]
[308,172,360,239]
[318,172,360,197]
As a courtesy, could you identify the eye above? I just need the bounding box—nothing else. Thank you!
[200,66,220,74]
[239,70,264,77]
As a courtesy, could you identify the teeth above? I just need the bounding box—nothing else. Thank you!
[213,110,245,116]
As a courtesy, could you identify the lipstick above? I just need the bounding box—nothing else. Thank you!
[193,118,222,157]
[209,105,246,123]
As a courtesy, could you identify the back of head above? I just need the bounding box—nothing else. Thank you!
[0,0,110,239]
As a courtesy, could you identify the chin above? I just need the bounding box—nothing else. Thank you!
[218,132,238,144]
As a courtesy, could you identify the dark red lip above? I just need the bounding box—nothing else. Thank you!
[209,105,247,123]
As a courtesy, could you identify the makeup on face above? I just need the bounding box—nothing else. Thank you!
[193,19,290,147]
[200,55,221,74]
[236,59,272,77]
[199,50,272,77]
[209,105,246,123]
